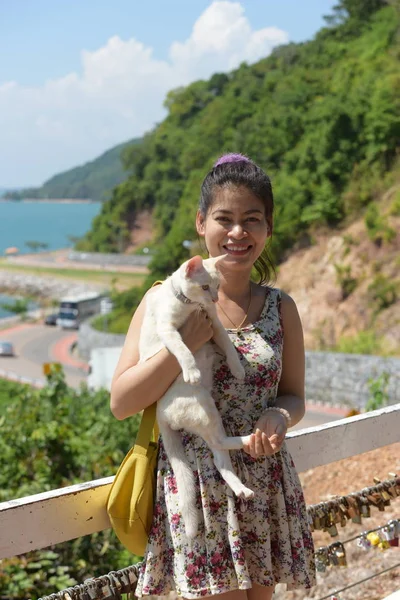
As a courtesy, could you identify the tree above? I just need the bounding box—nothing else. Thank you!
[25,240,49,252]
[0,298,30,318]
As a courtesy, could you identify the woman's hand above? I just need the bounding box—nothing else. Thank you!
[179,309,213,353]
[243,411,288,459]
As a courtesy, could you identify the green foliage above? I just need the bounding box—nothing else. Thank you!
[0,297,30,316]
[333,330,385,355]
[334,263,358,299]
[364,203,396,245]
[367,274,399,312]
[389,190,400,215]
[0,370,141,598]
[365,371,390,411]
[0,378,24,409]
[91,310,131,335]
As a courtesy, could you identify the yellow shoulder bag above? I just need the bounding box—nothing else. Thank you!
[107,402,159,556]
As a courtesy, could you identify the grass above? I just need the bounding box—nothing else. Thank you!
[0,260,145,291]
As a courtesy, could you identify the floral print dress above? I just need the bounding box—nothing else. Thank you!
[136,287,316,598]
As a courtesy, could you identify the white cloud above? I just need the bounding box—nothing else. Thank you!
[0,1,288,187]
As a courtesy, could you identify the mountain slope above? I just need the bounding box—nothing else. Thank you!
[277,183,400,354]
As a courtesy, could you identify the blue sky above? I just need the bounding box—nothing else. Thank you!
[0,0,336,187]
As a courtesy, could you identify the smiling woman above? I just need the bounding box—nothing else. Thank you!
[111,153,315,599]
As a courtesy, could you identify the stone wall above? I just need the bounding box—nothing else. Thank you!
[78,320,125,361]
[305,351,399,410]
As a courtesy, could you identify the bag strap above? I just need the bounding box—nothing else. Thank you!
[133,279,163,454]
[134,402,159,455]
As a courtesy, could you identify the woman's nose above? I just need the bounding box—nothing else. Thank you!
[228,223,247,237]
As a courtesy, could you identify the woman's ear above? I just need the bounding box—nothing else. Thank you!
[196,211,205,236]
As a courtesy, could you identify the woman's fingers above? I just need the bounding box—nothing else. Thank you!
[268,433,281,453]
[243,429,281,458]
[274,422,286,440]
[254,429,264,457]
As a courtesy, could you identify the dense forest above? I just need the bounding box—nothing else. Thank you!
[1,138,140,202]
[78,0,400,284]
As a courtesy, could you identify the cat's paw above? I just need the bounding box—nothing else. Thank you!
[182,366,202,384]
[229,363,245,381]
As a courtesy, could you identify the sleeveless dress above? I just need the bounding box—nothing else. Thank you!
[135,287,316,598]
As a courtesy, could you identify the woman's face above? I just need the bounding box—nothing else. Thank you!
[196,185,271,273]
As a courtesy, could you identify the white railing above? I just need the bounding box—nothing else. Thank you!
[0,404,399,561]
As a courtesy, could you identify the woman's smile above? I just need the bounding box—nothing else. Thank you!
[222,243,253,257]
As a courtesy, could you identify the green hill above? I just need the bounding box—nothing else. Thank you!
[3,138,140,202]
[79,0,400,272]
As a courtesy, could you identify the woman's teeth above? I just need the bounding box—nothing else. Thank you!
[224,245,250,255]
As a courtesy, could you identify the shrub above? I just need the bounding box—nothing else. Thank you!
[389,190,400,216]
[364,203,396,246]
[367,274,398,313]
[334,263,358,299]
[0,370,141,597]
[365,372,390,411]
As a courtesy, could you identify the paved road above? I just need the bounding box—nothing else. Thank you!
[0,323,87,388]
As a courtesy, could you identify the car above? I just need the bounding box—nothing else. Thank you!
[0,341,15,356]
[45,313,59,326]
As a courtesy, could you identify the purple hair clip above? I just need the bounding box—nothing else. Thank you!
[214,153,251,168]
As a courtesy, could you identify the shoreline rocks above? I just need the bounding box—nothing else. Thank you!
[0,270,106,300]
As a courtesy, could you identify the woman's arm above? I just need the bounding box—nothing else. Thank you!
[110,290,213,420]
[275,291,306,427]
[243,291,305,458]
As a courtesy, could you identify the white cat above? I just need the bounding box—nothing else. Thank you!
[139,254,253,539]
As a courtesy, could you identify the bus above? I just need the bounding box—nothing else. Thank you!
[57,292,105,329]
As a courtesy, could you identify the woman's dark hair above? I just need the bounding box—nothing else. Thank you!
[199,154,276,285]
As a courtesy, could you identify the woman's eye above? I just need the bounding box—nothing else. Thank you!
[202,284,210,291]
[216,217,230,222]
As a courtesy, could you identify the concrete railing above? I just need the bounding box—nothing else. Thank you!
[0,403,399,560]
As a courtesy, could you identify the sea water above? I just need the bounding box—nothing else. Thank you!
[0,201,101,255]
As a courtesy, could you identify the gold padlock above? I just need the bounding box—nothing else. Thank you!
[327,512,338,537]
[334,542,347,567]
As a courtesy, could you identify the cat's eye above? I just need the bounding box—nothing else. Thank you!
[202,284,210,291]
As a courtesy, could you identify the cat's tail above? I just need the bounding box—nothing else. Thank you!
[159,423,199,539]
[216,435,251,450]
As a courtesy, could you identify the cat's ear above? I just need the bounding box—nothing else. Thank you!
[185,255,203,277]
